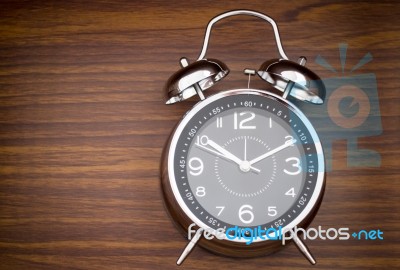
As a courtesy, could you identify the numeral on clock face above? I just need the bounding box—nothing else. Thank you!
[238,204,254,224]
[216,206,225,216]
[196,135,209,146]
[267,206,277,216]
[196,186,206,197]
[189,157,204,176]
[285,187,296,197]
[234,112,256,129]
[216,117,223,128]
[284,157,301,175]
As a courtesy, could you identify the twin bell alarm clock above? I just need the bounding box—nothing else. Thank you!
[160,10,326,265]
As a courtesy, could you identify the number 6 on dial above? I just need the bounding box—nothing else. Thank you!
[238,204,254,224]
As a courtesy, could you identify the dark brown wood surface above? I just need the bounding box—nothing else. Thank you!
[0,1,399,269]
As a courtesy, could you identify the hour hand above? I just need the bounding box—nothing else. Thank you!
[249,138,297,165]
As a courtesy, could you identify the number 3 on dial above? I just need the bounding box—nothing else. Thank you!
[284,157,301,175]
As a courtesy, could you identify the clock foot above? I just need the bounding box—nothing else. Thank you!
[293,235,316,265]
[177,228,204,265]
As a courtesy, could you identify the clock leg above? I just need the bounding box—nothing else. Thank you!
[177,228,204,265]
[293,235,316,265]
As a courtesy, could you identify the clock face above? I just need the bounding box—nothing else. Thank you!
[168,90,324,239]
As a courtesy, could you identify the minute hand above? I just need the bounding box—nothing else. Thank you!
[207,139,243,165]
[249,139,297,165]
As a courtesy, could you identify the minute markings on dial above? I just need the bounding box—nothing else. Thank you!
[214,136,277,197]
[174,94,319,231]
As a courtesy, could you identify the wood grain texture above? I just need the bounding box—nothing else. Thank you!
[0,0,399,269]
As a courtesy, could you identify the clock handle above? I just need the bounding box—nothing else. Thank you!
[197,10,289,61]
[293,235,317,265]
[176,228,204,265]
[164,9,326,105]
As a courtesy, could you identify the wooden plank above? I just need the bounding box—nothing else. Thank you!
[0,1,399,269]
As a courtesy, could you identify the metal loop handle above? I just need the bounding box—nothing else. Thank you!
[197,10,289,61]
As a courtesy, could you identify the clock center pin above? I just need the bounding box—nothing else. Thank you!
[239,160,251,172]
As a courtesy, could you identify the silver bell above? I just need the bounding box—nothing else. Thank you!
[164,58,229,104]
[257,57,326,104]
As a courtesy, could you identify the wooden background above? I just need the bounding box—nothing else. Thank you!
[0,1,399,269]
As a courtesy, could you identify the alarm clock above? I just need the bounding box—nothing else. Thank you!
[160,10,326,265]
